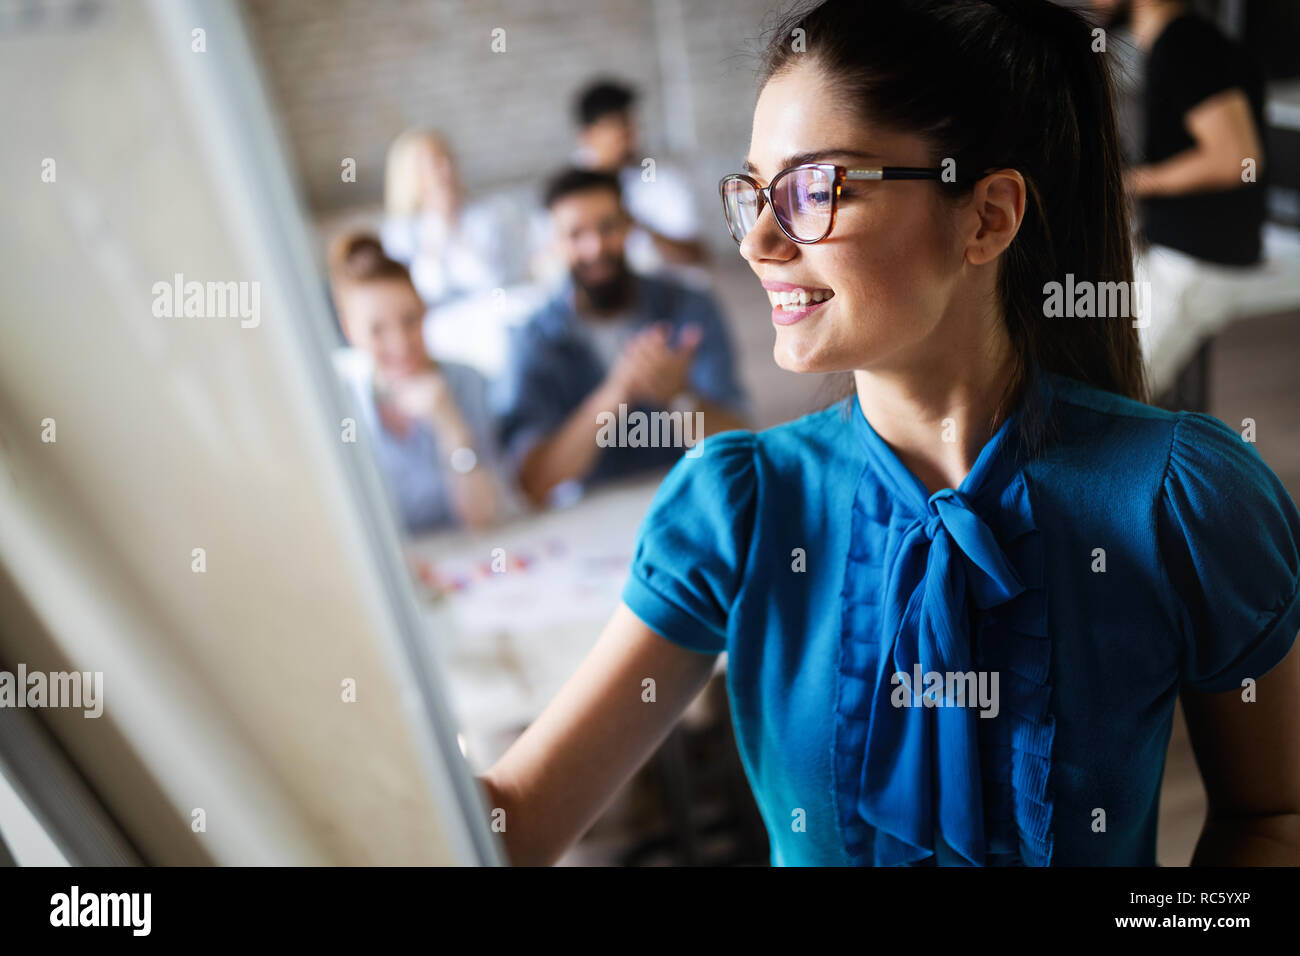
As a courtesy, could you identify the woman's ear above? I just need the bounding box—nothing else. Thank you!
[965,169,1026,266]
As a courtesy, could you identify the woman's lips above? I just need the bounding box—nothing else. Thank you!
[763,281,834,326]
[771,296,830,326]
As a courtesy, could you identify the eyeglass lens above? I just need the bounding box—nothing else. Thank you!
[723,166,835,243]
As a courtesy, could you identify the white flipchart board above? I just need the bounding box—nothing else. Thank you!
[0,0,502,865]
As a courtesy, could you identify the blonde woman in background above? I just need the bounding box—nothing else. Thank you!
[381,129,525,308]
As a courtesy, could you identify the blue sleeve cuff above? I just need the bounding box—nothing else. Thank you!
[1185,573,1300,693]
[621,573,726,656]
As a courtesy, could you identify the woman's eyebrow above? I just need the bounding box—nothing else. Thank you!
[741,148,881,176]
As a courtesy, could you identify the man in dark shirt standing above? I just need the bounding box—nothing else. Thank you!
[1117,1,1267,264]
[1090,0,1269,393]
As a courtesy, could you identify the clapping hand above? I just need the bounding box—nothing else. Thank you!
[607,322,703,407]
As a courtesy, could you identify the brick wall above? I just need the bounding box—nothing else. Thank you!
[241,0,780,250]
[239,1,1142,247]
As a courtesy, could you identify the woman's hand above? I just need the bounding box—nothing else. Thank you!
[383,369,500,530]
[385,368,461,431]
[479,603,719,865]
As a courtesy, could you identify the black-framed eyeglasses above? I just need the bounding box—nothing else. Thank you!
[719,163,945,245]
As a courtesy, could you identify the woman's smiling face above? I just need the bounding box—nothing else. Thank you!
[740,62,969,375]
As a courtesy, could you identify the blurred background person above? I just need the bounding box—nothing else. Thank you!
[570,78,708,282]
[381,128,528,309]
[1116,0,1266,262]
[1091,0,1268,398]
[496,169,749,507]
[329,232,507,533]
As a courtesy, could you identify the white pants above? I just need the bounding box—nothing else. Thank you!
[1133,244,1243,396]
[1133,226,1300,396]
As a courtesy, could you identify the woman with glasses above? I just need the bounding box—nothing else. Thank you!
[481,0,1300,866]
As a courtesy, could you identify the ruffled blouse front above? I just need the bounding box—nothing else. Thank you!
[836,375,1056,866]
[622,369,1300,867]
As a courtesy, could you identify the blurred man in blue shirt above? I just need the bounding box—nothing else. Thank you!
[496,168,750,507]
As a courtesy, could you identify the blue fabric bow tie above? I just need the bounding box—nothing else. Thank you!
[857,487,1026,866]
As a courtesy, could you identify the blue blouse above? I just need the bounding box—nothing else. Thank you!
[621,370,1300,866]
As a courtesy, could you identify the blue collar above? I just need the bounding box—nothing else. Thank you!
[848,367,1057,517]
[841,366,1058,866]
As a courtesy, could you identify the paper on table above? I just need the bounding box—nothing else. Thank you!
[406,474,667,739]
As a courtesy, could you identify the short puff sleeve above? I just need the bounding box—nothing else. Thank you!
[620,430,757,655]
[1159,412,1300,692]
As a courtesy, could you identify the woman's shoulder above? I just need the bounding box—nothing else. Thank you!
[1152,413,1300,693]
[624,405,855,655]
[686,399,859,477]
[1045,371,1299,589]
[1044,373,1267,475]
[639,403,862,541]
[757,398,858,447]
[1045,372,1173,429]
[1019,374,1300,693]
[1041,373,1185,472]
[649,401,853,499]
[1159,408,1296,531]
[1040,372,1293,506]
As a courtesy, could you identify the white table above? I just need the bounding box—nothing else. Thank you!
[406,471,671,767]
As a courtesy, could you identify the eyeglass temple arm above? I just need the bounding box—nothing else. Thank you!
[845,166,946,181]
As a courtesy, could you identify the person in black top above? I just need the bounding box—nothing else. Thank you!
[1092,0,1267,266]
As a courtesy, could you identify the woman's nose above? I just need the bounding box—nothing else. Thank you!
[739,203,797,265]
